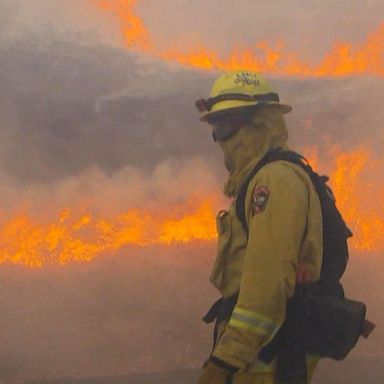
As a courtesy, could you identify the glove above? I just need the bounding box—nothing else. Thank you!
[197,358,238,384]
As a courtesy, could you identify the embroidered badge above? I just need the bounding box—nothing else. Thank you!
[252,186,270,216]
[234,72,261,87]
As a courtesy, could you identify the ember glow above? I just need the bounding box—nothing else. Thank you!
[93,0,384,76]
[0,149,383,268]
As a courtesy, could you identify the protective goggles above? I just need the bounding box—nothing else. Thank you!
[195,92,280,112]
[208,109,255,142]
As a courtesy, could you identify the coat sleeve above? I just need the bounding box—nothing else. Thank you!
[212,162,310,369]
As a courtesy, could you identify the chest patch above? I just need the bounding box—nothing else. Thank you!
[252,186,270,216]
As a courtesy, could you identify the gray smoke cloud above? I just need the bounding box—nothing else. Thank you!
[0,0,383,189]
[2,0,384,54]
[1,42,383,187]
[0,0,120,47]
[0,1,383,383]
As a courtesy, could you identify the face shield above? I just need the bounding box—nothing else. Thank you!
[206,108,257,142]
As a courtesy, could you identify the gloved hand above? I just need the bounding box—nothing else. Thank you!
[197,359,236,384]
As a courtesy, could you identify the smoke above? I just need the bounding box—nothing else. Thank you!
[0,250,382,382]
[139,0,384,61]
[282,76,384,156]
[2,0,384,57]
[0,42,383,187]
[0,2,383,382]
[0,0,121,47]
[0,246,216,381]
[0,1,383,186]
[0,157,222,224]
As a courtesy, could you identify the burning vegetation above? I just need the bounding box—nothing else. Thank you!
[0,148,382,268]
[0,1,382,268]
[93,0,384,76]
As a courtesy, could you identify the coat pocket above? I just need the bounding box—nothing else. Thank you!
[216,210,232,254]
[210,210,233,289]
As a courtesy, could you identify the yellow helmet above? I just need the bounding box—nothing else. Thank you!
[195,70,292,121]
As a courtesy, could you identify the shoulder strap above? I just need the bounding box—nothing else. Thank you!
[235,147,352,284]
[236,148,309,233]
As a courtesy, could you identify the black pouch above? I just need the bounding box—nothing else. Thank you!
[305,295,367,360]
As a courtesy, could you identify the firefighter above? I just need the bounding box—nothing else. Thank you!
[195,71,323,384]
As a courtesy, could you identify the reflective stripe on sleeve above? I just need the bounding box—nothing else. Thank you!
[229,307,279,336]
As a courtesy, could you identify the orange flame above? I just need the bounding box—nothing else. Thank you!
[0,199,217,268]
[96,0,152,50]
[330,149,384,250]
[0,149,383,268]
[92,0,384,76]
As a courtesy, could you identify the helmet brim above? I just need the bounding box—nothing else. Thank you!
[200,100,292,122]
